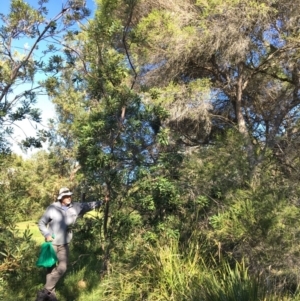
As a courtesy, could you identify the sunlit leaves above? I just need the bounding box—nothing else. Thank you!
[42,76,59,96]
[8,0,44,38]
[0,0,90,152]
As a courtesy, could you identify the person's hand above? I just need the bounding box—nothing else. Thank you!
[104,195,110,202]
[45,235,53,242]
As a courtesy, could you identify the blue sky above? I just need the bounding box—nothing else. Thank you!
[1,0,97,20]
[1,0,96,157]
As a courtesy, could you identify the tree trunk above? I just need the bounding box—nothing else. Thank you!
[235,64,257,178]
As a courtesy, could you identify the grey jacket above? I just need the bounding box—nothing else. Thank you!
[38,200,102,245]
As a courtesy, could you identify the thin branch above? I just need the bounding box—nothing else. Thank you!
[0,6,73,103]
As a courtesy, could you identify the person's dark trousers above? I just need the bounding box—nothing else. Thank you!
[45,244,69,292]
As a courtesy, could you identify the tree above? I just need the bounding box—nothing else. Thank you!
[0,0,90,153]
[128,0,300,180]
[122,0,300,288]
[44,0,189,276]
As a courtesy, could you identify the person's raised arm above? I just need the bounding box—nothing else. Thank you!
[75,196,109,216]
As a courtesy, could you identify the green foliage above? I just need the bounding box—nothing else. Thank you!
[175,132,300,293]
[0,225,39,301]
[71,214,105,253]
[16,221,44,245]
[203,259,265,301]
[86,237,204,301]
[4,0,300,300]
[0,0,90,152]
[73,235,291,301]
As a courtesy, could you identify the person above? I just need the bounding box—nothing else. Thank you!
[35,187,107,301]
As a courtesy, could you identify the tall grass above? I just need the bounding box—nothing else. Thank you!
[203,259,263,301]
[84,236,300,301]
[92,237,206,301]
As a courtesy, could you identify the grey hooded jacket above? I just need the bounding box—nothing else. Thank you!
[38,200,102,245]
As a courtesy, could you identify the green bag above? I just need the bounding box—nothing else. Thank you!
[36,242,58,268]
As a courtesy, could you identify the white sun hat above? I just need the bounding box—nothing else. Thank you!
[57,187,73,200]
